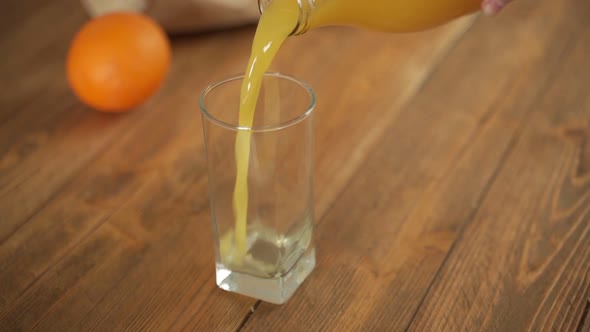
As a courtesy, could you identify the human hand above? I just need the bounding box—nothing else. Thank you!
[481,0,513,15]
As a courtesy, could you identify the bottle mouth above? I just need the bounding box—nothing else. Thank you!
[257,0,269,14]
[257,0,307,36]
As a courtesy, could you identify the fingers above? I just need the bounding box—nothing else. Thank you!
[482,0,512,15]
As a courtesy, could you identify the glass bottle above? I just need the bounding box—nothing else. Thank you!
[258,0,480,36]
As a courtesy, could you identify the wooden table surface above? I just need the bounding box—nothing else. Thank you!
[2,0,590,331]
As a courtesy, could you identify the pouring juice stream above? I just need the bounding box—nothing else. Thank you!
[229,0,299,265]
[228,0,481,266]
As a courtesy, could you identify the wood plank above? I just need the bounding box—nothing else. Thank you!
[0,9,474,331]
[0,28,260,331]
[0,1,86,123]
[0,10,239,244]
[0,226,144,332]
[0,30,239,309]
[407,16,590,332]
[0,3,137,241]
[163,20,478,332]
[239,0,585,330]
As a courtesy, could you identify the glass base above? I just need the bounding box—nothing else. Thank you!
[216,248,315,305]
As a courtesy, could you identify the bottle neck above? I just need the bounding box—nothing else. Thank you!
[258,0,316,36]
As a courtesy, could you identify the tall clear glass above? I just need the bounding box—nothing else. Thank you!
[200,73,316,304]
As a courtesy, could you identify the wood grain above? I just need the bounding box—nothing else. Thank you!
[240,0,590,330]
[407,15,590,332]
[0,29,245,330]
[0,2,474,331]
[1,0,588,330]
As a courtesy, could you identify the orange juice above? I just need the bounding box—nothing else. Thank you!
[226,0,480,265]
[227,0,299,265]
[300,0,479,34]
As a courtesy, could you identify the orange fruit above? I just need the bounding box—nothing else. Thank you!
[67,12,171,112]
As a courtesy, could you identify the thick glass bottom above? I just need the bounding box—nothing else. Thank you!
[216,247,315,305]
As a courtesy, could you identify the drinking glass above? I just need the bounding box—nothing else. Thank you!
[199,72,316,304]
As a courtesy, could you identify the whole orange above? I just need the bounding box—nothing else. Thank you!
[67,12,171,112]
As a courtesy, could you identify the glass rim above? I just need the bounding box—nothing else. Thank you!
[199,72,316,133]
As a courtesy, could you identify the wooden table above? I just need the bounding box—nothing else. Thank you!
[2,0,590,330]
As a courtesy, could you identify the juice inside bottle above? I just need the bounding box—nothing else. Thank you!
[260,0,481,34]
[224,0,480,271]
